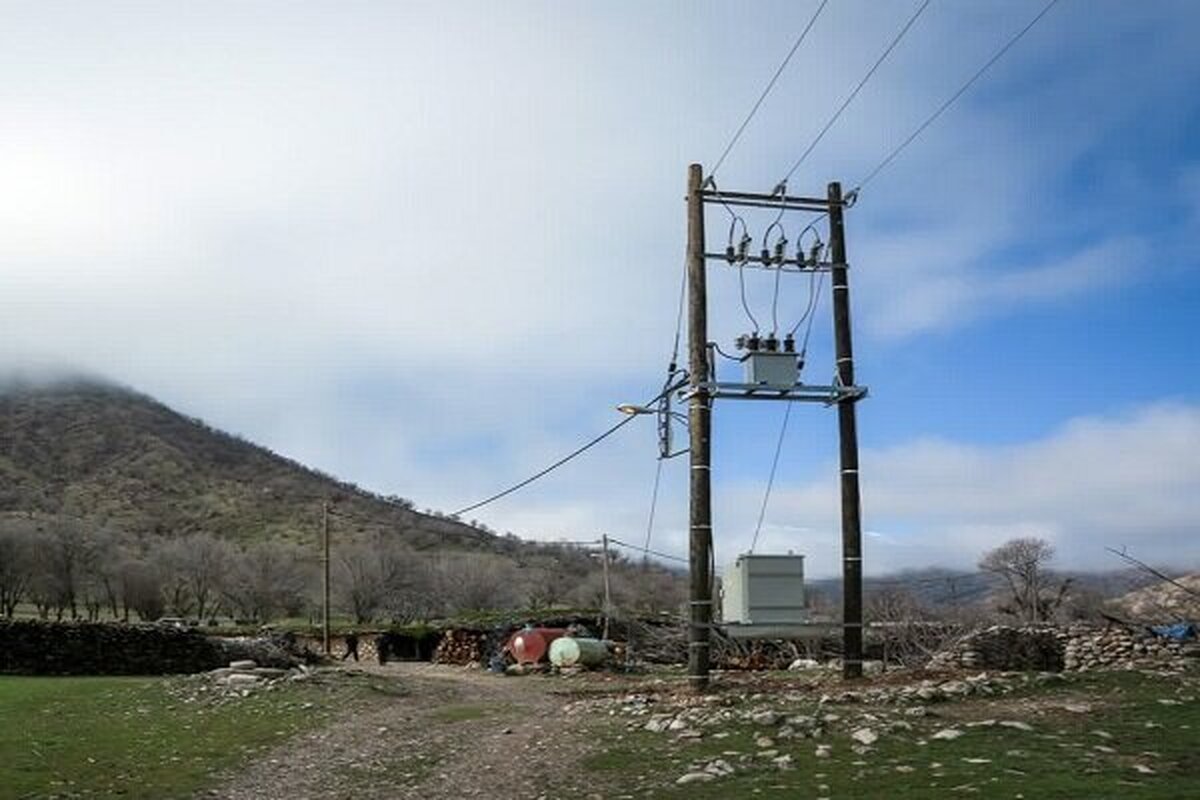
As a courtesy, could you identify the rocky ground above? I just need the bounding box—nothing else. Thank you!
[198,659,1199,799]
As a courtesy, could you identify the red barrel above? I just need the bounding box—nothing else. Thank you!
[507,627,568,664]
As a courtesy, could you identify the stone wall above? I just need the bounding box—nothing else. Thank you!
[928,623,1194,672]
[0,620,299,675]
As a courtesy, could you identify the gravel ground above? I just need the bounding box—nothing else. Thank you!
[204,662,596,800]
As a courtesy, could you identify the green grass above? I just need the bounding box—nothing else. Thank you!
[0,674,381,800]
[578,669,1200,799]
[431,703,494,723]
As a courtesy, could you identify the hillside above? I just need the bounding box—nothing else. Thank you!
[1112,574,1200,620]
[0,377,497,552]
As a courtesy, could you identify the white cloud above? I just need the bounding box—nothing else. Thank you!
[1,2,1197,576]
[746,403,1200,576]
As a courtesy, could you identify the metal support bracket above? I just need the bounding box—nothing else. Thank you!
[684,381,867,404]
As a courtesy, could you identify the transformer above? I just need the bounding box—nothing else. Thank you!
[721,553,806,625]
[744,351,800,389]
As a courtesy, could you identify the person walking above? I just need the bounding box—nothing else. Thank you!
[341,632,360,662]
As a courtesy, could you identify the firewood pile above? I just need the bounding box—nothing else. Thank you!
[432,629,486,665]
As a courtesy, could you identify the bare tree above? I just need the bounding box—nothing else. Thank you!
[979,537,1071,623]
[0,520,36,617]
[336,535,411,623]
[437,553,519,614]
[36,517,100,620]
[223,542,310,623]
[121,559,166,621]
[156,533,233,620]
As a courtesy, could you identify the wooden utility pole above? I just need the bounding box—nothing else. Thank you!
[322,501,331,655]
[686,163,713,691]
[601,533,612,641]
[827,181,864,680]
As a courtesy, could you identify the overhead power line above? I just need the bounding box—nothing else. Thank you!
[855,0,1062,192]
[608,536,689,565]
[709,0,830,178]
[780,0,932,185]
[451,381,685,518]
[749,402,793,553]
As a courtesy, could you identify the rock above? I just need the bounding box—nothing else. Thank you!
[754,735,775,749]
[850,728,878,746]
[752,710,782,726]
[931,728,964,741]
[229,660,257,670]
[704,759,734,777]
[644,716,672,733]
[676,772,716,785]
[814,744,833,758]
[998,721,1033,731]
[667,718,690,731]
[789,658,821,670]
[773,754,794,769]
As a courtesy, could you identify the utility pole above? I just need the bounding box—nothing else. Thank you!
[677,169,866,688]
[601,533,612,641]
[322,501,331,655]
[686,163,714,691]
[828,181,864,680]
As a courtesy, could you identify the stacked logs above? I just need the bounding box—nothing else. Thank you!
[432,629,486,665]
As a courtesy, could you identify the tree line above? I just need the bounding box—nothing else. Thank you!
[0,515,685,625]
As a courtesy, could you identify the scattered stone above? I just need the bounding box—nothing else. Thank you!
[752,710,781,726]
[815,744,833,759]
[932,728,965,741]
[999,721,1033,732]
[850,728,878,746]
[675,772,716,785]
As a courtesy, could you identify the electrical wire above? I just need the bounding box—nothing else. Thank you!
[780,0,932,185]
[451,414,638,518]
[749,402,792,553]
[641,457,665,557]
[855,0,1062,192]
[737,257,761,332]
[451,382,683,518]
[608,536,689,565]
[709,0,830,179]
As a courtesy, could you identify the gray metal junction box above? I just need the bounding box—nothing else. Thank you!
[720,553,806,625]
[743,351,799,389]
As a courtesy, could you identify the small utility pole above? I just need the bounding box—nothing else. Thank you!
[686,163,713,691]
[601,533,612,641]
[828,181,864,680]
[322,501,331,655]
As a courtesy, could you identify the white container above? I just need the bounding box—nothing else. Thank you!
[744,352,799,388]
[721,554,806,625]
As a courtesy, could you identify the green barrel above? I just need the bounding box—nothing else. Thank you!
[548,636,609,668]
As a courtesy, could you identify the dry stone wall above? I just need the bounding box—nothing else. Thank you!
[929,623,1195,672]
[0,620,299,675]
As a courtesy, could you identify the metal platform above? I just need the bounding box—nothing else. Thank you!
[721,621,839,640]
[686,381,867,404]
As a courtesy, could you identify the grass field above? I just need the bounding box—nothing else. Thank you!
[580,669,1200,799]
[0,673,390,800]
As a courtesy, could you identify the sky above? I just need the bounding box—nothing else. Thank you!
[2,0,1199,576]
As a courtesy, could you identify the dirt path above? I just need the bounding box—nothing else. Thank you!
[206,663,599,800]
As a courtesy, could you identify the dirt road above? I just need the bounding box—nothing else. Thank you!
[207,663,598,800]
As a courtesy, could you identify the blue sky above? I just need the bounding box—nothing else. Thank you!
[2,1,1198,575]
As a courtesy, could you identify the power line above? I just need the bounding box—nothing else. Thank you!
[780,0,932,185]
[608,536,689,565]
[642,457,665,555]
[855,0,1062,192]
[749,402,793,553]
[709,0,830,178]
[451,382,684,518]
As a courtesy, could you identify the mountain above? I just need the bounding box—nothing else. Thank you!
[0,376,498,551]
